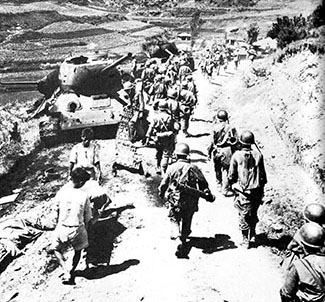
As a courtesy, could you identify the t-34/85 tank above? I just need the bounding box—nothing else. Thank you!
[31,52,133,146]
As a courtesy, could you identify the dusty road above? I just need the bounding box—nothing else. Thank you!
[3,61,286,302]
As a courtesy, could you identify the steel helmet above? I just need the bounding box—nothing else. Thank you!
[303,203,325,226]
[216,110,228,121]
[167,88,178,99]
[239,130,255,145]
[297,222,325,249]
[175,143,190,156]
[158,100,169,111]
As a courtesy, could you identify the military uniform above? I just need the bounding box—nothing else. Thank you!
[228,146,267,243]
[208,121,238,195]
[145,110,176,174]
[280,253,325,302]
[158,158,210,241]
[179,88,196,137]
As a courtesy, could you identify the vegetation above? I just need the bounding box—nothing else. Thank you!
[267,1,325,49]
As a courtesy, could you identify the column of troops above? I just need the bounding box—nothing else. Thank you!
[48,49,324,302]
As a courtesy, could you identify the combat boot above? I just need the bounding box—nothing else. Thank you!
[240,229,249,248]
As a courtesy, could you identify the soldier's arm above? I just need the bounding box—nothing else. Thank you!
[280,264,299,302]
[193,166,209,191]
[228,154,238,185]
[259,155,267,186]
[158,171,171,198]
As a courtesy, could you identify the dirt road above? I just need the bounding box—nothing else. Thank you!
[0,60,286,302]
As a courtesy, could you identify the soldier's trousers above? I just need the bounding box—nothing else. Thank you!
[234,188,263,231]
[156,140,175,174]
[170,209,195,242]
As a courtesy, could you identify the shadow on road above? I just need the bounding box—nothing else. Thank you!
[255,233,292,250]
[188,133,210,138]
[186,234,237,256]
[190,149,208,157]
[86,205,134,266]
[190,117,213,123]
[75,259,140,280]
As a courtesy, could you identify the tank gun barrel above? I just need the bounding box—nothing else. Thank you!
[0,80,39,85]
[0,80,39,92]
[100,52,132,74]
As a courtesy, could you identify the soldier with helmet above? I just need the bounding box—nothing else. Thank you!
[228,130,267,248]
[282,203,325,270]
[208,109,238,196]
[280,222,325,302]
[166,87,181,126]
[178,81,197,137]
[186,75,198,106]
[122,81,146,143]
[145,99,177,175]
[158,143,214,258]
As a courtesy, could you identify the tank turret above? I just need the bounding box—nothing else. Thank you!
[27,52,133,145]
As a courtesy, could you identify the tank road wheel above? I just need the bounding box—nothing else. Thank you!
[39,117,61,147]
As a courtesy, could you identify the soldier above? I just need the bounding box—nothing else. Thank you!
[122,81,146,142]
[69,128,102,183]
[145,100,176,175]
[178,60,192,82]
[280,223,325,302]
[282,203,325,270]
[228,130,267,248]
[208,109,238,196]
[52,167,92,285]
[186,75,198,106]
[158,143,214,258]
[179,81,196,137]
[166,87,181,127]
[141,60,156,104]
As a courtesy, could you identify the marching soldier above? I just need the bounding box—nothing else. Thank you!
[208,109,238,196]
[158,143,214,258]
[179,81,196,137]
[228,130,267,248]
[122,81,146,143]
[145,100,177,175]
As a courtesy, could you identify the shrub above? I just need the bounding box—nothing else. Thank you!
[267,15,308,49]
[309,0,325,28]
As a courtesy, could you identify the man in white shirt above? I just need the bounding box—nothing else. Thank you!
[69,128,102,182]
[52,167,92,285]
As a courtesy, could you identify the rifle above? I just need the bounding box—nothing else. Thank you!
[171,180,215,202]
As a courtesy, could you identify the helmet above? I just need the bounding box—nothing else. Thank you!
[297,222,325,249]
[158,100,169,111]
[167,88,178,99]
[239,130,255,145]
[303,203,325,226]
[175,143,190,156]
[216,110,228,121]
[123,81,134,91]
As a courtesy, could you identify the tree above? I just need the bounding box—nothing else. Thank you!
[247,23,259,45]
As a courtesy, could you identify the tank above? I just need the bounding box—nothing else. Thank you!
[1,52,134,146]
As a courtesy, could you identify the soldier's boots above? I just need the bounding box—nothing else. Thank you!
[240,229,250,249]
